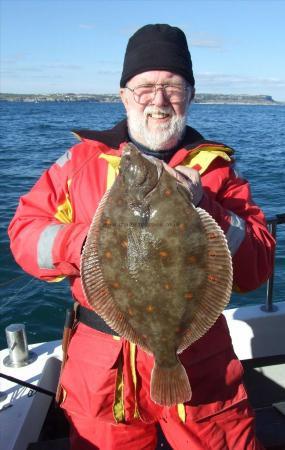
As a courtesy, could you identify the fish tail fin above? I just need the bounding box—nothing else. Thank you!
[150,361,192,406]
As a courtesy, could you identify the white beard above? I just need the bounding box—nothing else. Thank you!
[127,106,188,151]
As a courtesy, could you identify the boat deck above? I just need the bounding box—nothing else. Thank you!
[1,302,285,450]
[243,356,285,450]
[25,356,285,450]
[1,309,285,450]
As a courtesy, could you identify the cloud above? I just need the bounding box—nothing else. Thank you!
[79,24,96,30]
[97,60,121,66]
[119,26,141,36]
[195,73,285,99]
[197,73,285,88]
[1,62,82,75]
[97,70,121,76]
[191,39,222,49]
[43,63,82,70]
[2,53,30,65]
[187,32,224,50]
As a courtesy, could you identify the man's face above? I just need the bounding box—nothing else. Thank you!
[120,71,194,151]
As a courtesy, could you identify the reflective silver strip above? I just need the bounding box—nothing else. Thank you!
[56,150,71,168]
[37,224,64,269]
[226,211,246,256]
[232,163,243,180]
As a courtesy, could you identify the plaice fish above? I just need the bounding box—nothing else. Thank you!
[81,143,233,406]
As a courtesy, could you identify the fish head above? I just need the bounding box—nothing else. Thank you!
[119,143,162,202]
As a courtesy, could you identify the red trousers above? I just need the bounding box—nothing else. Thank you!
[66,400,263,450]
[60,321,264,450]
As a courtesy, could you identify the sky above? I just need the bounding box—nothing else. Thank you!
[1,0,285,101]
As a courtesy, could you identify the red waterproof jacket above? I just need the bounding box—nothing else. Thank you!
[8,120,275,424]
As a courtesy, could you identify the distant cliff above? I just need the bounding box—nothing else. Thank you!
[194,94,279,105]
[0,92,282,105]
[0,93,121,103]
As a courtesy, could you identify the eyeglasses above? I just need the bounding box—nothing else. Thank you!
[125,83,190,105]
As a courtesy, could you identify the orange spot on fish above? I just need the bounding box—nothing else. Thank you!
[163,283,172,290]
[208,251,216,257]
[104,218,112,226]
[208,274,218,282]
[128,307,135,316]
[146,304,155,313]
[179,223,186,232]
[184,292,193,300]
[111,281,120,289]
[164,188,172,197]
[187,255,197,264]
[159,250,169,258]
[104,250,113,259]
[209,233,217,240]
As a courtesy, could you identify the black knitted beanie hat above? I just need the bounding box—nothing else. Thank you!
[120,24,195,87]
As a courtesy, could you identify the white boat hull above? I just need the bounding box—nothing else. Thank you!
[1,301,285,450]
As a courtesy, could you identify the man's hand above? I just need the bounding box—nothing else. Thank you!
[163,164,203,206]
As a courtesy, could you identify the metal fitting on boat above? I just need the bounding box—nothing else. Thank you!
[3,324,37,368]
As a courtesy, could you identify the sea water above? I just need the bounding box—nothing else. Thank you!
[0,101,284,348]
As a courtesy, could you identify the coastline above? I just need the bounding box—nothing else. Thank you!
[0,93,284,105]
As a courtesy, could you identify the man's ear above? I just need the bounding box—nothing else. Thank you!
[189,87,195,104]
[120,88,128,109]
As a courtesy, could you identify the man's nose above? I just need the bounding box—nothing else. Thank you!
[152,87,169,106]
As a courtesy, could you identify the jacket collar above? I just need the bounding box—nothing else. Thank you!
[72,119,234,169]
[72,119,129,149]
[72,118,204,150]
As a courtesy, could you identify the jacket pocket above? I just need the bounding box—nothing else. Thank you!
[181,348,248,422]
[60,323,123,422]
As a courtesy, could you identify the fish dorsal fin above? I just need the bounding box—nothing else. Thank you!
[177,207,233,353]
[80,190,151,353]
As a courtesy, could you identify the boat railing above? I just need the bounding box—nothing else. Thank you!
[263,213,285,312]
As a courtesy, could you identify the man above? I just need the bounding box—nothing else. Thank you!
[8,24,275,449]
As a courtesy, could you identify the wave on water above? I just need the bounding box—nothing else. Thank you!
[0,101,284,348]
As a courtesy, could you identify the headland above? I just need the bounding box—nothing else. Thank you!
[0,93,283,105]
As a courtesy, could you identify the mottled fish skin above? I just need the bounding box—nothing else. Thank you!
[81,142,232,405]
[97,144,208,368]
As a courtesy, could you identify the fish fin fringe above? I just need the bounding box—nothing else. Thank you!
[178,207,233,353]
[150,362,191,406]
[81,190,150,347]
